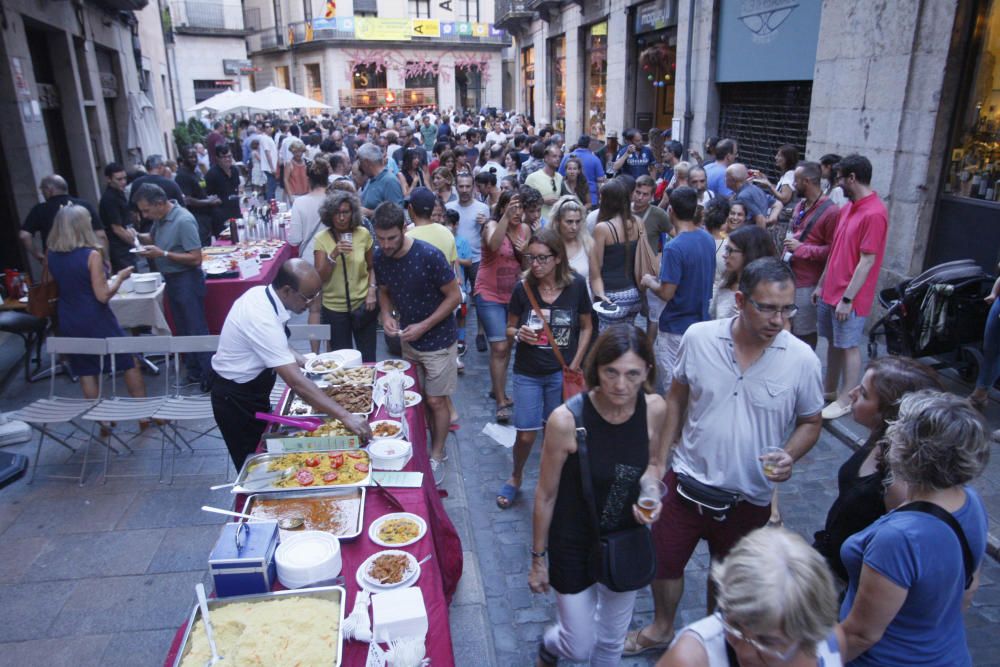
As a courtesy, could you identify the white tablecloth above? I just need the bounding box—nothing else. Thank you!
[110,284,170,335]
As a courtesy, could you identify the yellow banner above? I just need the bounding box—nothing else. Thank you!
[472,22,488,37]
[410,19,440,37]
[354,17,411,41]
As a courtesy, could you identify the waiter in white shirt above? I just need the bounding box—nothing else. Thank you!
[211,258,372,469]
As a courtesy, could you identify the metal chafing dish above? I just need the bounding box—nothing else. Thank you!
[171,585,346,667]
[279,385,374,418]
[231,450,372,494]
[244,487,366,540]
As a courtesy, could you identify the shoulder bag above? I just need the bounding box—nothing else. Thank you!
[567,393,656,592]
[524,285,586,400]
[674,472,742,520]
[634,210,660,287]
[896,501,975,589]
[27,263,58,320]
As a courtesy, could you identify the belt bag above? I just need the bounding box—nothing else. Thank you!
[675,472,741,519]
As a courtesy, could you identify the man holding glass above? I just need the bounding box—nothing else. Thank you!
[624,257,823,656]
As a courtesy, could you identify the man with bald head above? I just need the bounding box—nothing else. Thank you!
[211,258,372,469]
[726,163,774,228]
[20,175,106,264]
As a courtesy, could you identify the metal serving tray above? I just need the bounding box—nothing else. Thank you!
[232,450,373,494]
[279,388,374,418]
[244,487,366,540]
[171,585,346,667]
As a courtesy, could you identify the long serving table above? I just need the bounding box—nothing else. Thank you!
[201,242,295,334]
[163,366,463,666]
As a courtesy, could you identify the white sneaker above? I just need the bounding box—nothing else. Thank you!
[429,458,445,486]
[456,357,465,374]
[821,400,852,420]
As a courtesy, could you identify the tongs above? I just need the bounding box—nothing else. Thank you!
[254,411,324,432]
[371,477,406,512]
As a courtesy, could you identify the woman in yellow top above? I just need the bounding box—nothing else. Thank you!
[313,191,378,362]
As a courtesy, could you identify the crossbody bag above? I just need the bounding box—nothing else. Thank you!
[674,472,742,520]
[896,501,975,589]
[567,393,656,592]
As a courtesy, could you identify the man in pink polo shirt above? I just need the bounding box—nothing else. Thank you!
[812,155,888,420]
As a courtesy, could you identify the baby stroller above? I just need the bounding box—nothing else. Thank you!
[867,259,994,379]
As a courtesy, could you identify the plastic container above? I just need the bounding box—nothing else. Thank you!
[367,439,412,471]
[275,530,342,589]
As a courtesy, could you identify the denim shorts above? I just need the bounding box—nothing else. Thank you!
[475,294,509,343]
[512,371,564,431]
[817,300,867,349]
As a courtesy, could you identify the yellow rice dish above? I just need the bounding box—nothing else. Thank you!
[180,596,340,667]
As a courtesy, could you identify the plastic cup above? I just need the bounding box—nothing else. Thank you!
[637,479,667,520]
[762,447,785,476]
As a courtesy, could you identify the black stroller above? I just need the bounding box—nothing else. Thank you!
[867,259,995,380]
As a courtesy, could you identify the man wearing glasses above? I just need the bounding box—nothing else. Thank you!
[524,144,563,222]
[211,258,372,470]
[624,257,823,656]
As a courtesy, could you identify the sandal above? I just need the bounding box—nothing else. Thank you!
[496,405,512,423]
[496,483,519,509]
[538,642,558,666]
[622,627,674,657]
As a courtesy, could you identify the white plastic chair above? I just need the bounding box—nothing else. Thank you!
[80,336,172,483]
[152,335,223,484]
[9,337,107,485]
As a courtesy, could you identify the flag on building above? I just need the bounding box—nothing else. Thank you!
[324,0,336,19]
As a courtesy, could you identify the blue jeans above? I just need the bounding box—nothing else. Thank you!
[512,370,563,431]
[475,294,509,343]
[164,269,212,379]
[265,172,278,201]
[977,298,1000,390]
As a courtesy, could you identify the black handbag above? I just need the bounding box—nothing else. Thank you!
[674,472,742,520]
[566,394,657,593]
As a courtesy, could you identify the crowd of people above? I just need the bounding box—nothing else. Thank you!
[15,105,995,665]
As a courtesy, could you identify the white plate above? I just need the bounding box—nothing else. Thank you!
[374,375,415,392]
[368,512,427,548]
[404,391,422,407]
[375,359,411,373]
[128,247,146,254]
[592,300,620,316]
[356,549,420,591]
[369,419,405,440]
[305,353,344,375]
[18,296,28,304]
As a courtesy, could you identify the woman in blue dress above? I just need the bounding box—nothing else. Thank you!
[46,205,147,402]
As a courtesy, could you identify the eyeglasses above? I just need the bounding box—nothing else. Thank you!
[715,612,800,662]
[747,297,798,318]
[524,253,554,264]
[295,289,320,305]
[722,245,742,256]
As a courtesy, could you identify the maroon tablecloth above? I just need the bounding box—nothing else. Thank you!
[201,243,295,334]
[163,366,462,666]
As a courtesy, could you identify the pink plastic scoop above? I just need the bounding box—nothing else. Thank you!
[254,412,325,432]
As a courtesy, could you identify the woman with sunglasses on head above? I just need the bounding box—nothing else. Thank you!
[550,195,593,296]
[658,527,844,667]
[497,227,593,509]
[313,190,378,362]
[476,189,532,423]
[711,225,774,320]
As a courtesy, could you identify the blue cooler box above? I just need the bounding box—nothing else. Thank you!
[208,520,280,597]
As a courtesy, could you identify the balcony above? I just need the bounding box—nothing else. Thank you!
[494,0,534,31]
[88,0,149,10]
[526,0,567,21]
[247,21,511,54]
[168,0,247,36]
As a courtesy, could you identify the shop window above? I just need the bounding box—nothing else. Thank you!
[718,82,811,181]
[943,1,1000,200]
[194,79,231,104]
[522,46,535,121]
[457,0,480,22]
[353,63,387,90]
[548,35,566,132]
[455,67,483,112]
[585,22,608,140]
[408,0,431,18]
[275,65,290,89]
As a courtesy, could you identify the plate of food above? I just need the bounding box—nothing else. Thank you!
[356,550,420,591]
[403,390,422,407]
[323,366,376,386]
[375,359,411,373]
[369,419,404,440]
[202,246,233,256]
[305,354,343,375]
[374,374,415,392]
[233,450,371,493]
[368,512,426,548]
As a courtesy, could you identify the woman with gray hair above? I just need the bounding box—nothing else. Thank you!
[658,527,843,666]
[836,390,990,666]
[313,191,378,361]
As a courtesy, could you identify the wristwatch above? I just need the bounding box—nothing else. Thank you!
[841,295,853,304]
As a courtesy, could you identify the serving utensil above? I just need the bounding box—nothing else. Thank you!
[201,505,256,521]
[209,465,297,491]
[254,411,325,431]
[194,583,224,665]
[371,477,406,512]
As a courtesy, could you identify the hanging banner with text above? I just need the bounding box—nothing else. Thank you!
[411,19,441,37]
[309,16,504,41]
[354,17,412,40]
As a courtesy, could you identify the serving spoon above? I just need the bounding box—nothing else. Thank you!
[195,583,224,665]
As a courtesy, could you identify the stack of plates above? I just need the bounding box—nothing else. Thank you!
[275,531,342,589]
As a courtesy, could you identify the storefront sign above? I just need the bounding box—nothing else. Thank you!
[635,0,678,34]
[411,19,441,37]
[223,59,253,75]
[472,22,489,37]
[716,0,821,82]
[354,17,412,41]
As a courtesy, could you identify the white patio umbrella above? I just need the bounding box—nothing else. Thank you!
[186,89,241,113]
[248,86,332,111]
[209,89,266,113]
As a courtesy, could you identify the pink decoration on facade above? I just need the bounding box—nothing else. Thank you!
[452,53,491,84]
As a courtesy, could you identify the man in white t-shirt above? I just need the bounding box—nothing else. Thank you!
[256,130,279,201]
[211,259,372,469]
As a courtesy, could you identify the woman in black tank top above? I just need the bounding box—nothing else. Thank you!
[528,325,667,666]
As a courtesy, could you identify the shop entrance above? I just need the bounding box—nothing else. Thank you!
[634,32,676,135]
